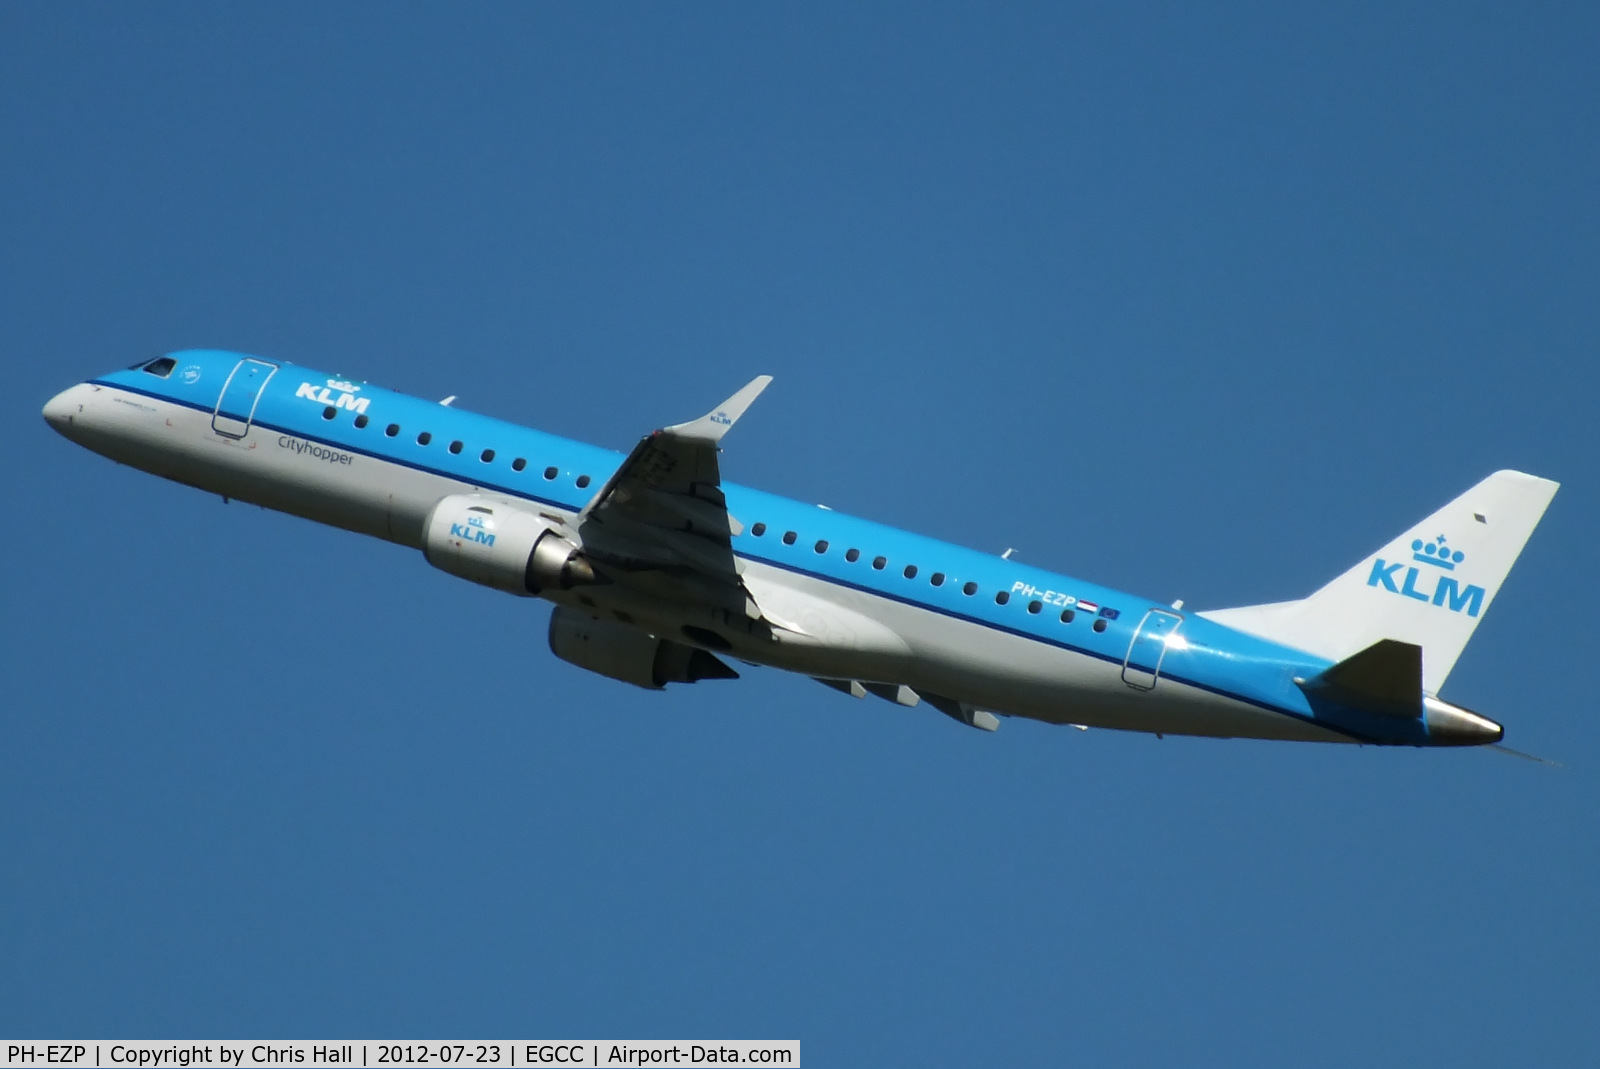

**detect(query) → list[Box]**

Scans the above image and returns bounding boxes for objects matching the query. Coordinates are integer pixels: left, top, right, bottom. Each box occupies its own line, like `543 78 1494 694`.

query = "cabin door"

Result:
212 358 278 438
1122 609 1183 690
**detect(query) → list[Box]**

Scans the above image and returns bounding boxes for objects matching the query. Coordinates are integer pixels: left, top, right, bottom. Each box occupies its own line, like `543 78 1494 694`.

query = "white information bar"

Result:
1 1044 798 1069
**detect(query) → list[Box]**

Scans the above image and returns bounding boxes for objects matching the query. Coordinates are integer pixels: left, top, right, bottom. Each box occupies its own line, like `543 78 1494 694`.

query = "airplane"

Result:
42 351 1558 748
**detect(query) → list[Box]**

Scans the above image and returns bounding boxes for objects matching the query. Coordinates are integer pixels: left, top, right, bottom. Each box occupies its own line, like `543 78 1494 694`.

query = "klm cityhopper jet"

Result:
44 352 1558 747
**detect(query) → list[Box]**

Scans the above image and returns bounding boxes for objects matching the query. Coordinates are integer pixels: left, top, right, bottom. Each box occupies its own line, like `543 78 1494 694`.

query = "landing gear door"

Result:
212 358 278 438
1123 609 1183 690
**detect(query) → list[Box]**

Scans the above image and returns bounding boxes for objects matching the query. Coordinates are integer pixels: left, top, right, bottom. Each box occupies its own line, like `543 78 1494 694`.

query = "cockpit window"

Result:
140 358 176 378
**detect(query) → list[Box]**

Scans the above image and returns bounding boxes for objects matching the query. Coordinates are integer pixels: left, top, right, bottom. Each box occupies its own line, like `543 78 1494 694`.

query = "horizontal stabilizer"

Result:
1298 639 1422 719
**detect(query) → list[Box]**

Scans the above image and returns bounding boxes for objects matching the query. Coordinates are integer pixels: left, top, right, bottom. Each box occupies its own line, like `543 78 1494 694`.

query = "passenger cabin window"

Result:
480 448 495 463
322 406 337 420
385 424 400 437
449 440 463 455
845 548 860 562
903 564 918 579
544 466 558 480
782 531 797 545
995 591 1011 605
354 414 369 429
576 475 591 488
751 523 767 537
931 572 945 586
814 540 829 554
140 357 176 378
1060 609 1076 623
1093 618 1108 632
872 556 887 570
1027 600 1042 614
962 581 978 596
511 458 526 472
417 432 432 445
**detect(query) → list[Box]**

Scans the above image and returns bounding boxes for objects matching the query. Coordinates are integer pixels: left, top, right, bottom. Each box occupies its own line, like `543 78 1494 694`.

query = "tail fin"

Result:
1201 470 1558 693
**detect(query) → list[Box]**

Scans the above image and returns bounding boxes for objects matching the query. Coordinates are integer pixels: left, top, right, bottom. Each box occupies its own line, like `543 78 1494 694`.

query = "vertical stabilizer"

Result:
1201 470 1557 693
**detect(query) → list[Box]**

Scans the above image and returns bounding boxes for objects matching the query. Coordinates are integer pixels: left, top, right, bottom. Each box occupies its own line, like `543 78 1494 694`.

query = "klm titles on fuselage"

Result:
295 378 370 415
1366 535 1485 617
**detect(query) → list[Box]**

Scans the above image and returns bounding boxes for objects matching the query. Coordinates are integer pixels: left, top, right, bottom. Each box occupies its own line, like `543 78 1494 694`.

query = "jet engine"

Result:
422 494 594 596
548 606 738 689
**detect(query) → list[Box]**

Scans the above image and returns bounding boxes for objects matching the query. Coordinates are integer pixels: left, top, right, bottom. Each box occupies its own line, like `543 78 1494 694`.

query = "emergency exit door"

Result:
1122 609 1183 690
212 359 277 438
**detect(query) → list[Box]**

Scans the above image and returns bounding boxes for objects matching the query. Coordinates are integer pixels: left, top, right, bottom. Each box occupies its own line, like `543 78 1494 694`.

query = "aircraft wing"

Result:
575 376 772 620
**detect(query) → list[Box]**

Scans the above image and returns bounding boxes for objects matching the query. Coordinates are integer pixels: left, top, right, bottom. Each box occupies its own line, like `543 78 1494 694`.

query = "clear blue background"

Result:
3 3 1596 1064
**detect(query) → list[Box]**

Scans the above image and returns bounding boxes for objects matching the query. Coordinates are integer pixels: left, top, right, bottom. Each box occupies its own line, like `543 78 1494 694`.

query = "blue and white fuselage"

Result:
44 351 1557 748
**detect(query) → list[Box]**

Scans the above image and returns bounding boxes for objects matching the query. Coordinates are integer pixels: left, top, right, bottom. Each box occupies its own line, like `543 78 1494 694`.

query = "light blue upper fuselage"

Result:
85 350 1430 745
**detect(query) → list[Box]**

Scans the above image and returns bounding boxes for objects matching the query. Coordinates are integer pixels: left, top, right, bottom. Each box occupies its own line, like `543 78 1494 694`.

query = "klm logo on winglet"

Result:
1367 535 1484 616
450 513 496 547
296 378 371 415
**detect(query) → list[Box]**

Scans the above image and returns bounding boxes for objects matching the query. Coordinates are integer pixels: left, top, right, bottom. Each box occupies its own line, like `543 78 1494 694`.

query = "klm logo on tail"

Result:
1366 535 1485 616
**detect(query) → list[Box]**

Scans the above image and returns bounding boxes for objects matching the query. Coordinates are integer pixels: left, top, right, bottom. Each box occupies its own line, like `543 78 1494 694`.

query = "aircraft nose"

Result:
42 383 91 437
43 388 75 429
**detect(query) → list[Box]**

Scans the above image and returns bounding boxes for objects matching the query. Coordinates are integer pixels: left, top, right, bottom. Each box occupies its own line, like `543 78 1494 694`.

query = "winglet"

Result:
664 375 773 442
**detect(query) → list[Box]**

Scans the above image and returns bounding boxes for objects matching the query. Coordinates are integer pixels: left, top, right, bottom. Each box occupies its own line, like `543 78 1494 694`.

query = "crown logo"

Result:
1412 535 1464 571
326 378 360 393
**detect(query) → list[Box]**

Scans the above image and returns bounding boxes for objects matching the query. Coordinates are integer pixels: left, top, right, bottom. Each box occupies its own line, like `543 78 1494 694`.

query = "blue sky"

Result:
3 3 1597 1064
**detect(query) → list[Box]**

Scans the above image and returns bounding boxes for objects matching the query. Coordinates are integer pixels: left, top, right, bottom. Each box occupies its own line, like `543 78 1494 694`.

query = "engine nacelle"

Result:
548 606 738 690
423 494 594 596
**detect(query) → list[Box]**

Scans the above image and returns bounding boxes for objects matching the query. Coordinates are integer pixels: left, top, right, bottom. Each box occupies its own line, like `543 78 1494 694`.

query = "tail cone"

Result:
1424 696 1504 746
